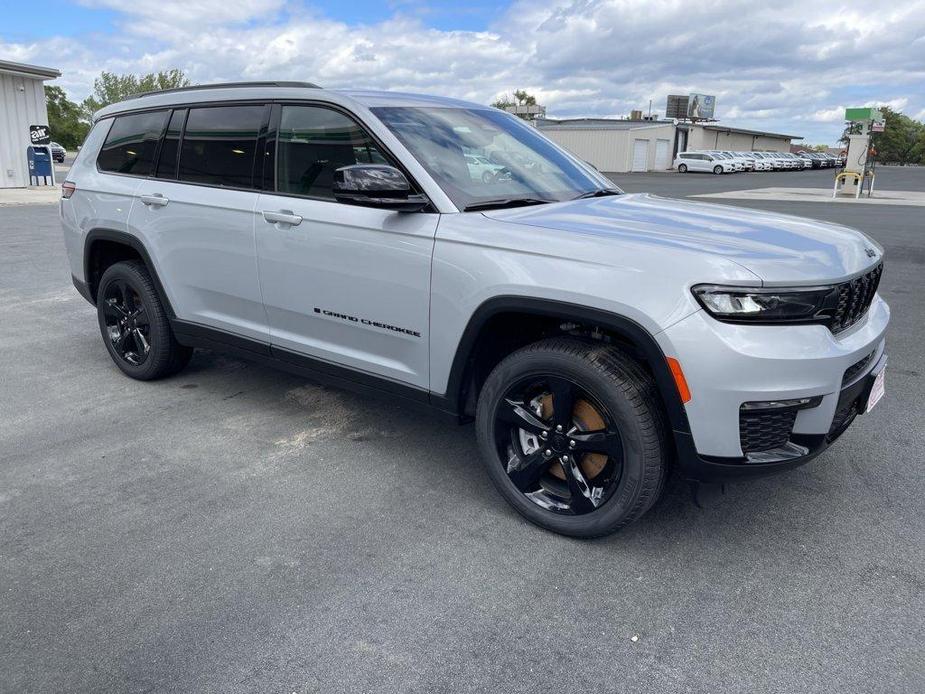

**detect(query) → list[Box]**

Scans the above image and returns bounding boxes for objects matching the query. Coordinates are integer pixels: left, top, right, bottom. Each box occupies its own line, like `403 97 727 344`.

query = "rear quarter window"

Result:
97 110 169 176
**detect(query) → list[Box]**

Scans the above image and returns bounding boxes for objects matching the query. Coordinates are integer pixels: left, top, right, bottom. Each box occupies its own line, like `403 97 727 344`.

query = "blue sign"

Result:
27 145 54 185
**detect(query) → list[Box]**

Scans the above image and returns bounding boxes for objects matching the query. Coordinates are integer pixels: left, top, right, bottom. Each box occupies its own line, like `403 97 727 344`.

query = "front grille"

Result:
740 407 799 453
831 264 883 334
842 351 875 386
828 399 859 441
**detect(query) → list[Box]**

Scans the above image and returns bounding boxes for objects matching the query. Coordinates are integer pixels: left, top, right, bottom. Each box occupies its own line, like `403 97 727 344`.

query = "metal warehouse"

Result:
0 60 60 189
536 117 801 173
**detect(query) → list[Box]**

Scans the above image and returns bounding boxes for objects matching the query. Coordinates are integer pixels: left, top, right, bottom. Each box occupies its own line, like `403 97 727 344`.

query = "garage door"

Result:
655 139 671 170
631 139 649 172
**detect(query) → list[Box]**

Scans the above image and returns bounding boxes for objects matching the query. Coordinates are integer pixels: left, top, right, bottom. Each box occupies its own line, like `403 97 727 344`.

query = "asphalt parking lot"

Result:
2 167 923 693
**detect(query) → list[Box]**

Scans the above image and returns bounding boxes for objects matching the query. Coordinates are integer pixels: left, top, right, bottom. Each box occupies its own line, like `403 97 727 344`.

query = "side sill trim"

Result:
169 319 450 418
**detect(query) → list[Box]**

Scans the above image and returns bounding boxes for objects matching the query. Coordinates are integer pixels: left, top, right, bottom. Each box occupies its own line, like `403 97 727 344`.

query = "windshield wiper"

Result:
464 197 555 212
571 188 622 200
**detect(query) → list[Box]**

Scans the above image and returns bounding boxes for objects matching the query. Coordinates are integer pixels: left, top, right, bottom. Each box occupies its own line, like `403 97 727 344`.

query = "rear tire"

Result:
713 165 723 174
677 164 688 173
96 261 192 380
475 338 668 538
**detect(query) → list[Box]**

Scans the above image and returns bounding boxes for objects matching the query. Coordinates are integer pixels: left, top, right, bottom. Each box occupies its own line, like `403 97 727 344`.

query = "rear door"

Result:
689 153 708 172
254 103 438 389
128 104 269 342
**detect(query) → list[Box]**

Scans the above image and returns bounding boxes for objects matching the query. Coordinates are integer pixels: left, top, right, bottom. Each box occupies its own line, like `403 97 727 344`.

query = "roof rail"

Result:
128 81 322 100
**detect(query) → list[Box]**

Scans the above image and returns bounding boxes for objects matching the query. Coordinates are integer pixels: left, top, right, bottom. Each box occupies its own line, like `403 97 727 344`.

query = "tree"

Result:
45 86 90 149
838 121 862 146
491 93 515 110
81 69 191 119
872 106 924 165
490 89 540 120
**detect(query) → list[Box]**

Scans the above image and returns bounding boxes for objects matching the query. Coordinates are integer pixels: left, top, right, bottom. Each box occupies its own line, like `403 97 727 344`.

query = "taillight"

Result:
61 181 76 199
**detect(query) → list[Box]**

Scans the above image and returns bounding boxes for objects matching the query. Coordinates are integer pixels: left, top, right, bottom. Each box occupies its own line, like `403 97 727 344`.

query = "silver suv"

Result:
61 82 889 537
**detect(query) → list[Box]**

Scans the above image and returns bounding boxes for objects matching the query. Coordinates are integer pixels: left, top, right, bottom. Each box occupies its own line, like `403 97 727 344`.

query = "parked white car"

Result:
674 151 735 174
715 151 755 171
734 152 771 171
703 151 746 172
465 154 504 182
751 151 784 170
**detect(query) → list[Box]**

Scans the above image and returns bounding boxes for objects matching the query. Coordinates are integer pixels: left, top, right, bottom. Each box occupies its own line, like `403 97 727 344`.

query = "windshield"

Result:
371 106 616 210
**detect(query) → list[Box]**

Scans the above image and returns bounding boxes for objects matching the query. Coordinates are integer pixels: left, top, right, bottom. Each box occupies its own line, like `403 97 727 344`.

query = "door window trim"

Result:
152 107 188 181
175 103 271 190
91 98 431 209
265 100 430 210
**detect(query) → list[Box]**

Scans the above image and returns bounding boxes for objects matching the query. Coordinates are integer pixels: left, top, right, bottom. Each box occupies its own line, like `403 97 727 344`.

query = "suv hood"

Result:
483 193 881 284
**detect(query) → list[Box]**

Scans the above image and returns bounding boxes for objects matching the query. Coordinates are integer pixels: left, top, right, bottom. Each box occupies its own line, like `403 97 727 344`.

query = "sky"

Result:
2 0 924 145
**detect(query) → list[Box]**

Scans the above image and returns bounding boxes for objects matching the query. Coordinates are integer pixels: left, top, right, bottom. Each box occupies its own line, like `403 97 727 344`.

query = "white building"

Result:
0 60 61 189
680 123 800 155
536 117 801 173
536 118 678 173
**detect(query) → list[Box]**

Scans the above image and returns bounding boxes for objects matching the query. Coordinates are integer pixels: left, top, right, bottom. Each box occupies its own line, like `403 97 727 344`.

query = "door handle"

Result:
262 210 303 227
140 194 169 207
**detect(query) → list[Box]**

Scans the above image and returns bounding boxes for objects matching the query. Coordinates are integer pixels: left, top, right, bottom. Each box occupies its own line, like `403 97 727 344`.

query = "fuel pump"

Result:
834 108 881 198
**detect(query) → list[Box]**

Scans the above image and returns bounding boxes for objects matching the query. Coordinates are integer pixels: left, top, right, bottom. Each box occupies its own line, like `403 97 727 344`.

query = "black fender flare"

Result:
83 228 176 318
436 296 691 437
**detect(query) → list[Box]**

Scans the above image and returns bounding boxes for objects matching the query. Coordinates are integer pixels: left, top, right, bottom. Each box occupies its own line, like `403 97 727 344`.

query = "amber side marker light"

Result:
666 357 692 403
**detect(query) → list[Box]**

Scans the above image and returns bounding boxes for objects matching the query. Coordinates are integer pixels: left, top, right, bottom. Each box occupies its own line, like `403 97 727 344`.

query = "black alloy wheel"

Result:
493 374 624 515
476 338 668 537
96 261 192 380
101 278 151 366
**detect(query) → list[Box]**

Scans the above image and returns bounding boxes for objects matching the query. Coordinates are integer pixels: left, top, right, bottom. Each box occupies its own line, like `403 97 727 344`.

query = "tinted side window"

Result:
97 111 169 176
179 106 265 188
277 105 391 199
155 109 186 179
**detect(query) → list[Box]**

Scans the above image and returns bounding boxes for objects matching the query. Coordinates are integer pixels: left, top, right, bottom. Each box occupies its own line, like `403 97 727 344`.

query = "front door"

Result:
255 104 438 389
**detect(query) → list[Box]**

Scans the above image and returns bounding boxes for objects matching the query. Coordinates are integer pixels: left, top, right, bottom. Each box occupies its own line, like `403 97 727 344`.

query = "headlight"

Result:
692 284 840 324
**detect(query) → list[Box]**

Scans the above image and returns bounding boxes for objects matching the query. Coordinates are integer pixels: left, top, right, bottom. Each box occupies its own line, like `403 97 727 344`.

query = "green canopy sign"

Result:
845 107 883 122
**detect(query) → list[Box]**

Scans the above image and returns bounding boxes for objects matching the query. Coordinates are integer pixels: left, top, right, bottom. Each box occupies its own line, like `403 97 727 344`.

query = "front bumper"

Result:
657 295 890 481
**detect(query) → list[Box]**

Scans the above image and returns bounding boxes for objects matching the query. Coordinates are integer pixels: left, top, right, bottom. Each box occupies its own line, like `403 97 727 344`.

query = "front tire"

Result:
713 165 723 174
475 338 668 538
96 261 192 380
677 164 688 173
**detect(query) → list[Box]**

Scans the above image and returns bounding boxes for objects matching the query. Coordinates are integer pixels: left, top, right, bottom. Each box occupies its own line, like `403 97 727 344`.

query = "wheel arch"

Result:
83 228 175 318
434 296 691 437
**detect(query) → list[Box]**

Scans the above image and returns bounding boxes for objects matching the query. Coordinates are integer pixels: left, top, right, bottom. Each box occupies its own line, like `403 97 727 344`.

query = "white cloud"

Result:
3 0 924 144
810 107 847 123
867 97 908 111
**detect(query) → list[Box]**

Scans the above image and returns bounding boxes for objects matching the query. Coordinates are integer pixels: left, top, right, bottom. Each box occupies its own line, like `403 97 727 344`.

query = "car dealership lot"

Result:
2 169 923 692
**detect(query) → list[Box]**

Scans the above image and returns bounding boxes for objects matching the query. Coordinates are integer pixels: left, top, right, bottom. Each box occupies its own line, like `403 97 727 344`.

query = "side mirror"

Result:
333 165 429 212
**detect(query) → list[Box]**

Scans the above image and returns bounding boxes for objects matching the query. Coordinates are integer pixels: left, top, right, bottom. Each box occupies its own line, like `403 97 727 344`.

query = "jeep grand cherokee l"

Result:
61 82 889 537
